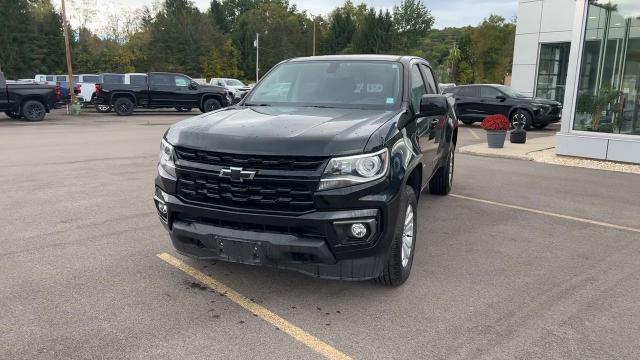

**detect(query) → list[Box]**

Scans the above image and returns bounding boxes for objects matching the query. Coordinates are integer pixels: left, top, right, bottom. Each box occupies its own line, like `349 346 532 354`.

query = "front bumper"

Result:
533 106 562 124
155 176 402 280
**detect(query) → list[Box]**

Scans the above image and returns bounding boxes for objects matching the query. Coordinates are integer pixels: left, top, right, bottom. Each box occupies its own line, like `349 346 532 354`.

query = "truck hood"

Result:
166 106 400 157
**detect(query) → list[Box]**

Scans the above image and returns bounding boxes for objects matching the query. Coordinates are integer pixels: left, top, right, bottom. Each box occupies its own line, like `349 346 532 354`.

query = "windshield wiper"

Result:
302 105 335 109
244 103 271 107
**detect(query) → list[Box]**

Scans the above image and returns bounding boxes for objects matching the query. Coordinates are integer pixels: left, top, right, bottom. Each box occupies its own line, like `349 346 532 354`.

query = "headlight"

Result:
319 149 389 190
159 138 176 177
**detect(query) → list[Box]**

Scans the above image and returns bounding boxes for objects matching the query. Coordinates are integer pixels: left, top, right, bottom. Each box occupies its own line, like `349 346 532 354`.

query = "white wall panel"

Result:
516 1 543 34
540 0 576 33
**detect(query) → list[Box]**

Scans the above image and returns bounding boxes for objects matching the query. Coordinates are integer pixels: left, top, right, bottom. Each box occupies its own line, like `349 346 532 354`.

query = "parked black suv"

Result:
94 72 232 116
155 55 458 285
447 84 562 129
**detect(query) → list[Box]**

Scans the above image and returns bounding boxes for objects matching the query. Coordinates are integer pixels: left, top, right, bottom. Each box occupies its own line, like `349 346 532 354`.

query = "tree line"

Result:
0 0 515 85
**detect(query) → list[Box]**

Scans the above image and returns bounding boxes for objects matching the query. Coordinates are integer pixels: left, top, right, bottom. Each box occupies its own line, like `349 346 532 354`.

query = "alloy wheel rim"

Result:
118 103 130 113
401 204 415 267
513 112 526 126
28 104 43 119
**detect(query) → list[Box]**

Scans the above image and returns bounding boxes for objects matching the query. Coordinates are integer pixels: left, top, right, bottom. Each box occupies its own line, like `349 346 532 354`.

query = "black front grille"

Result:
549 107 561 116
177 172 316 212
175 214 324 239
175 147 326 171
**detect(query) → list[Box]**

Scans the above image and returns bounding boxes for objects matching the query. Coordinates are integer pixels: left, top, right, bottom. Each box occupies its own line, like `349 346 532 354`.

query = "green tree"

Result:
470 15 515 83
325 2 356 54
201 39 244 79
351 8 395 54
392 0 434 53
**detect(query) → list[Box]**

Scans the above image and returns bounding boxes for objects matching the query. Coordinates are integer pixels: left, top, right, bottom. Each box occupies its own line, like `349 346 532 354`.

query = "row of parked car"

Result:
2 71 255 121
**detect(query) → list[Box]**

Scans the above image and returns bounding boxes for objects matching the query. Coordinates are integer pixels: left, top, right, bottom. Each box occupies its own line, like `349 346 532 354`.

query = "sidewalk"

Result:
459 135 555 161
459 134 640 174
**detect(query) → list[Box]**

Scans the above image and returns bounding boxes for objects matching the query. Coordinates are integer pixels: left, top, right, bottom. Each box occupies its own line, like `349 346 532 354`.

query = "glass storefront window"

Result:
574 1 640 135
536 43 571 103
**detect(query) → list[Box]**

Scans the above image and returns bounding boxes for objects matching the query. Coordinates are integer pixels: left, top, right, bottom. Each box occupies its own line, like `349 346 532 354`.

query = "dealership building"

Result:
512 0 640 163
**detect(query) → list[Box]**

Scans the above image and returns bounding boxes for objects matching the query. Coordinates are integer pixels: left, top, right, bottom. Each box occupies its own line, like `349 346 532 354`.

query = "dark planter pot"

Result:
510 129 527 144
486 130 507 148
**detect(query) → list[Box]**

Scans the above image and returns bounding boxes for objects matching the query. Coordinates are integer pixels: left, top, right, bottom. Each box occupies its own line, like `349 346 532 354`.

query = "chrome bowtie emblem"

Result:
219 167 256 182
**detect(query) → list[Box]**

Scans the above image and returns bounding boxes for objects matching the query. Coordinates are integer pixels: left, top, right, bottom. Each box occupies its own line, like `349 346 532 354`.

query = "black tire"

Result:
96 105 112 113
22 100 46 121
532 123 548 129
202 98 221 113
429 145 455 195
510 109 532 130
114 97 134 116
461 120 474 126
376 185 418 286
175 107 193 112
4 111 22 119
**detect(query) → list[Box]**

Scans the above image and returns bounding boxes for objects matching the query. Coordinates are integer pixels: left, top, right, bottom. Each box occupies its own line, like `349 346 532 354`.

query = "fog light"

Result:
350 223 368 239
157 201 167 214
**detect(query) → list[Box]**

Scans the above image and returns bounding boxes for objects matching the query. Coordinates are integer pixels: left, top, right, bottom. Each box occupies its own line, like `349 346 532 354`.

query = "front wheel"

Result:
202 98 221 113
22 100 46 121
511 110 532 130
376 185 418 286
4 111 22 119
114 98 134 116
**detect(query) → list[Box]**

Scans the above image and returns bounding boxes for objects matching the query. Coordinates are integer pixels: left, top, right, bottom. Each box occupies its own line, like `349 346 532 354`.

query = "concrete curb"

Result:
459 136 556 161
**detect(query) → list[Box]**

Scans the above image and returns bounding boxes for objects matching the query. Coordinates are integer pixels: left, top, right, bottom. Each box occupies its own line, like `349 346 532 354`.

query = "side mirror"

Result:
419 94 449 117
189 81 199 90
233 91 248 104
496 95 507 102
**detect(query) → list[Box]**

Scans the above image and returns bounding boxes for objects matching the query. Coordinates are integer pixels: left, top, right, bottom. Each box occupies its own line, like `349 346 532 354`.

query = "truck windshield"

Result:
246 61 402 110
226 79 245 86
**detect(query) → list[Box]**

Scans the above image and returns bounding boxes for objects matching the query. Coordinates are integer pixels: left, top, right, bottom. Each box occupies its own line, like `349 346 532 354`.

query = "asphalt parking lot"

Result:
1 110 639 359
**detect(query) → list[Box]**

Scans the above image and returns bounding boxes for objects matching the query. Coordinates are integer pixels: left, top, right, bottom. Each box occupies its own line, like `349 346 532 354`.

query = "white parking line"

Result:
468 128 481 140
451 194 640 234
157 253 352 360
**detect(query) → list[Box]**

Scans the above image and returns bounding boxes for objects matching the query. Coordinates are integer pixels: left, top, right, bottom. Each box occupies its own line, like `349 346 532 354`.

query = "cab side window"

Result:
410 64 427 112
420 64 438 94
480 86 502 99
150 74 172 86
175 75 190 87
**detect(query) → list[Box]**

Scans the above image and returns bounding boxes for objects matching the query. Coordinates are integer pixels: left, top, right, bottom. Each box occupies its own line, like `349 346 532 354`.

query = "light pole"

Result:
313 16 316 56
61 0 76 105
255 33 259 82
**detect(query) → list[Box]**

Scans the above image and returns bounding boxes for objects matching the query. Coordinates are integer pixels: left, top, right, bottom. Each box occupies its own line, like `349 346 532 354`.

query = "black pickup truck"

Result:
155 55 458 286
1 72 60 121
93 72 232 116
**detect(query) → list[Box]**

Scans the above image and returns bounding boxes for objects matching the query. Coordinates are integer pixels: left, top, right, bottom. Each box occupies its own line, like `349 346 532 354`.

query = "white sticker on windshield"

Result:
367 84 383 93
386 98 394 104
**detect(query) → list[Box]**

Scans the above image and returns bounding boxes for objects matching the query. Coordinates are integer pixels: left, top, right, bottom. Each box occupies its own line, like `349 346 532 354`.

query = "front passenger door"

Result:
174 75 199 107
409 64 438 184
479 86 511 117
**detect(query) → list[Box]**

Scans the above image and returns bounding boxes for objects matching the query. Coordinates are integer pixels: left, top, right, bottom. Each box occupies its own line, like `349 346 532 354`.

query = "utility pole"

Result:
312 16 316 56
61 0 76 105
255 33 259 83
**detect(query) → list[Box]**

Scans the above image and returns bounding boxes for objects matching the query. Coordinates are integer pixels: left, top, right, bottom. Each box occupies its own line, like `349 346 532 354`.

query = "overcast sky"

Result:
54 0 517 31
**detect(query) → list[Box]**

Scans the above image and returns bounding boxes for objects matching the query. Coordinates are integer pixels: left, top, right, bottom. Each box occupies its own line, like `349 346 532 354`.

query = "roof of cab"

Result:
287 54 428 66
